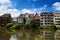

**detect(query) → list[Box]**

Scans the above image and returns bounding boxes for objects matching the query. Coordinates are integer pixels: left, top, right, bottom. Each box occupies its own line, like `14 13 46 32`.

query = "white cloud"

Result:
0 0 20 17
21 9 33 13
0 0 47 17
53 2 60 10
0 0 10 3
27 0 37 2
33 0 37 1
20 5 47 14
7 9 20 17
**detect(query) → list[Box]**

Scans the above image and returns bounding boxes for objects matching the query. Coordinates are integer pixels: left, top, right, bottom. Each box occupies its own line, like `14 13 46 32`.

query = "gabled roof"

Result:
18 13 34 18
34 13 40 19
29 14 34 17
1 14 11 17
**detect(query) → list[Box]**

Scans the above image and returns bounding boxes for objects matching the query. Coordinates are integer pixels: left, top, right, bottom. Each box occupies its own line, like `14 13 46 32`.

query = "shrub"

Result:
5 23 13 29
10 23 20 29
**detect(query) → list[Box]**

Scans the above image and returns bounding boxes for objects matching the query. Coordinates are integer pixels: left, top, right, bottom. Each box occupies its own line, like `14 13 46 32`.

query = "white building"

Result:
12 17 18 23
18 13 34 26
54 13 60 28
40 12 54 26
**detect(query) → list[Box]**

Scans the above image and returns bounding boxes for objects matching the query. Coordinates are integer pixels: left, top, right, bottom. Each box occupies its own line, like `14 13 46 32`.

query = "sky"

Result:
0 0 60 17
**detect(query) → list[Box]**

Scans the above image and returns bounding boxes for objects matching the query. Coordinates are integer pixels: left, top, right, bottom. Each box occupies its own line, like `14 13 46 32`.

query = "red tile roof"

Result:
34 13 40 19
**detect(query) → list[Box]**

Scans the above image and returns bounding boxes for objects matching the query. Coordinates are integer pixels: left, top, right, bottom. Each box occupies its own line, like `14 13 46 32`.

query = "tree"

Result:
29 19 37 29
24 22 30 28
5 23 13 29
10 23 20 29
23 17 26 25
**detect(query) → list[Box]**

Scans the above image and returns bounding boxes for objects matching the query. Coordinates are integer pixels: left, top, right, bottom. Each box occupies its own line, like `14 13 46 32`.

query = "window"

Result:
55 18 60 20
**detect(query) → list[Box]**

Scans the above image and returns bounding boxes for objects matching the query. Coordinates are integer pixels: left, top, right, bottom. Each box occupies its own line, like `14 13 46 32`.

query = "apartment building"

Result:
40 12 54 26
54 13 60 28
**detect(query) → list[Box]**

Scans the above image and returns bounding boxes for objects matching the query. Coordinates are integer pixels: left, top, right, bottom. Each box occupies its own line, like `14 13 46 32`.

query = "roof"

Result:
18 13 34 18
29 14 34 17
1 14 11 17
40 12 54 15
34 13 40 19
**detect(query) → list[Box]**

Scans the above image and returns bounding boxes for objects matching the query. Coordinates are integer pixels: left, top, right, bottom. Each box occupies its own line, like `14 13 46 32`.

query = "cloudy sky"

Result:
0 0 60 17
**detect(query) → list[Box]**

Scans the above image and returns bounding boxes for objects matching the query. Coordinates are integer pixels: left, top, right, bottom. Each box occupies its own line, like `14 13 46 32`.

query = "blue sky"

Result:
11 0 60 10
0 0 60 17
11 0 60 9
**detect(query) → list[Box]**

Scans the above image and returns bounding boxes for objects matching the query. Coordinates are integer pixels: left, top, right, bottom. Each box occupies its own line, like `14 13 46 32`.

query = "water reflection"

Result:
10 34 17 40
0 29 60 40
55 30 60 40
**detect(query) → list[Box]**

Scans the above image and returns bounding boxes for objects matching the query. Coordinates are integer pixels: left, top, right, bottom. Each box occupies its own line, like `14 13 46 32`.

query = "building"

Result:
12 17 18 24
18 13 34 26
40 12 54 26
54 13 60 28
18 16 24 26
0 14 12 26
34 13 40 26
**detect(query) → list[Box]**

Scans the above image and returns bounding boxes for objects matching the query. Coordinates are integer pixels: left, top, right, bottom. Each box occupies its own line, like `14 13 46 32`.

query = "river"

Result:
0 29 60 40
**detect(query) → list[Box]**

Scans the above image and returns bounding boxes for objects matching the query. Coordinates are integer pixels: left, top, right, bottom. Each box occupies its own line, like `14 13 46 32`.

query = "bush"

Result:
5 23 13 29
24 22 30 28
10 23 20 29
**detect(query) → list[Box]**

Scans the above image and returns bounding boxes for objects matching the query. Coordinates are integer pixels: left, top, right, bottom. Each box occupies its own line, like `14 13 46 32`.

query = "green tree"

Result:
23 17 26 25
30 19 37 29
24 22 30 28
5 23 13 29
10 23 20 29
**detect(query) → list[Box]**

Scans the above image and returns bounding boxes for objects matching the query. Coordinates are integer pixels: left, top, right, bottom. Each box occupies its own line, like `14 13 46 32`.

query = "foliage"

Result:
23 17 26 25
29 19 37 29
5 23 13 29
24 22 30 28
24 19 37 29
50 24 57 30
10 23 20 29
35 35 44 40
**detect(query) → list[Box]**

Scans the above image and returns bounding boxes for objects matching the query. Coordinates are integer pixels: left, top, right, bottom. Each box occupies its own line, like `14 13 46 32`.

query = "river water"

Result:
0 29 60 40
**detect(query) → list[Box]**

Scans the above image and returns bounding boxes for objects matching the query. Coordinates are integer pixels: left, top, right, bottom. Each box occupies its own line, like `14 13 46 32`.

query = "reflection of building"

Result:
40 12 54 26
0 14 12 26
55 30 60 40
54 13 60 28
40 30 55 40
10 35 17 40
34 13 40 26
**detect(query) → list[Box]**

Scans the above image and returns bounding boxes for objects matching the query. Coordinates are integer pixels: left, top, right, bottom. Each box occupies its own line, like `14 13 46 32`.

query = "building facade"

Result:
12 17 18 24
34 13 40 27
40 12 54 26
54 13 60 28
0 14 12 26
18 13 34 26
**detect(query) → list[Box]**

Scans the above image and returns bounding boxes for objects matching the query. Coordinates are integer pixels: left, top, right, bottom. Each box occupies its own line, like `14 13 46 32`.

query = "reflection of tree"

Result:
5 29 55 40
35 35 44 40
